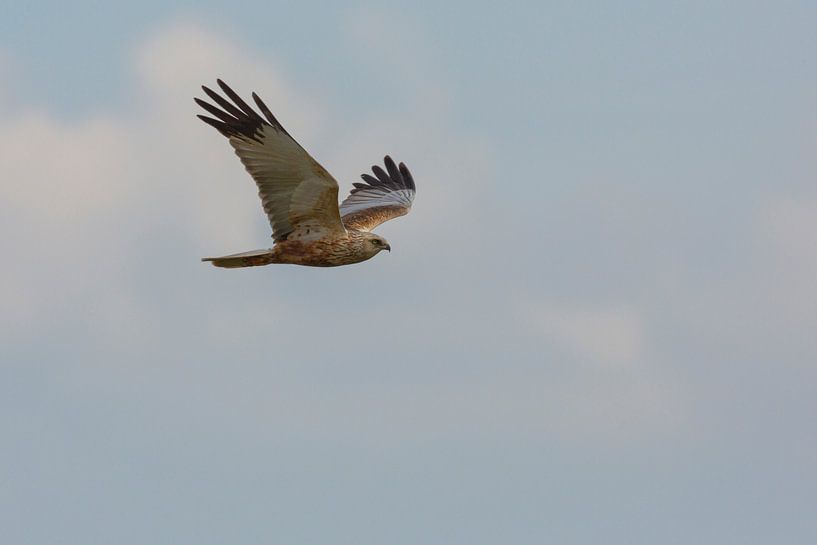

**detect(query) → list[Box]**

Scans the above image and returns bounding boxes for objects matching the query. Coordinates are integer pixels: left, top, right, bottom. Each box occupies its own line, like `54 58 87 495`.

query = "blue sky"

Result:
2 2 817 544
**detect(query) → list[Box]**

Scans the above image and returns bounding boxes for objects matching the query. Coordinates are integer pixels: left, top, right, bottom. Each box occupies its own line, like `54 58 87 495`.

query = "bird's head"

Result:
364 233 391 256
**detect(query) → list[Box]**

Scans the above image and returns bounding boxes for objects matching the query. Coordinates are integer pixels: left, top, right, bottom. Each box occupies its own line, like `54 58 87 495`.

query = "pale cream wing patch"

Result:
196 79 346 242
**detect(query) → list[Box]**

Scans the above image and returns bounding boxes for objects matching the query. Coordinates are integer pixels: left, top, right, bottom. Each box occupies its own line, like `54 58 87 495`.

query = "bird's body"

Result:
203 230 390 268
194 79 415 269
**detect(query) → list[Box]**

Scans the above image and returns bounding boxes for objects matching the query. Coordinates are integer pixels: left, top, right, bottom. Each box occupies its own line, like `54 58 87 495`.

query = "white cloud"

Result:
510 301 686 436
339 7 454 117
522 302 646 366
750 196 817 340
760 196 817 274
0 51 12 110
0 113 132 226
135 22 326 136
0 108 137 334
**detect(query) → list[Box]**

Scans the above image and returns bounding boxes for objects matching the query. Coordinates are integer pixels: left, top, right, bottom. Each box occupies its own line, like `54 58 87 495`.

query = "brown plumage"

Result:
195 80 415 268
204 231 389 268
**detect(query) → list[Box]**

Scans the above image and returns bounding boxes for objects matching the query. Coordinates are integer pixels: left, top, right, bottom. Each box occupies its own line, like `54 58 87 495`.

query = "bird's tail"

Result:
201 249 276 268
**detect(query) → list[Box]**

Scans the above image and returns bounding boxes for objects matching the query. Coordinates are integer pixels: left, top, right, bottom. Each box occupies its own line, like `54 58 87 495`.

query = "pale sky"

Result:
2 2 816 544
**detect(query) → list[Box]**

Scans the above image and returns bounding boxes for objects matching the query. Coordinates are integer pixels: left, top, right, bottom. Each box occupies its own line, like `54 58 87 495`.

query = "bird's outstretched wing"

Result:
340 156 416 232
195 80 346 242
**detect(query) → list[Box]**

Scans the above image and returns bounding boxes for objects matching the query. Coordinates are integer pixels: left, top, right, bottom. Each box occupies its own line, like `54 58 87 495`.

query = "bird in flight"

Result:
195 79 416 268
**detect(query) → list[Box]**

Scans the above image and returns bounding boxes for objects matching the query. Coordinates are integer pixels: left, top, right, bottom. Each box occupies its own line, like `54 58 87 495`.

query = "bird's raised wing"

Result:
340 156 416 232
195 80 345 242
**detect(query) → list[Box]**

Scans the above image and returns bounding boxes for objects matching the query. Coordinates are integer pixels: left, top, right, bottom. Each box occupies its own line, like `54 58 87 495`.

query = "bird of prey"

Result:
194 79 416 268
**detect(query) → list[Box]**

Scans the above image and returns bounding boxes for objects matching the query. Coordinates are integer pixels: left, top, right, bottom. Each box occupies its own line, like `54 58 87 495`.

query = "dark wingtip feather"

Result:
384 155 402 183
195 80 289 144
251 92 290 136
371 165 399 189
201 85 245 119
194 97 238 124
197 114 232 137
398 162 416 190
355 157 416 194
216 79 263 122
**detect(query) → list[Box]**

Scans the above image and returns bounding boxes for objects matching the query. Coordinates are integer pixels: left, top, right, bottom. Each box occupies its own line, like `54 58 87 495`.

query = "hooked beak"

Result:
385 244 391 252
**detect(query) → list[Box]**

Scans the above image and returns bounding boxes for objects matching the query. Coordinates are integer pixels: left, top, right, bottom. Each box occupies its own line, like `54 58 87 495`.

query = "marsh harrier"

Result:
195 79 416 268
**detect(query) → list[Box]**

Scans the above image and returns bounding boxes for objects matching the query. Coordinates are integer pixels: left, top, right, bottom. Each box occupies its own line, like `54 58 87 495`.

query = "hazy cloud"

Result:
523 303 645 366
